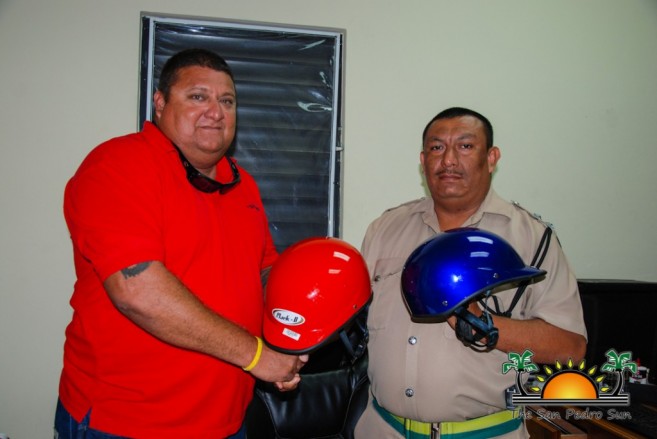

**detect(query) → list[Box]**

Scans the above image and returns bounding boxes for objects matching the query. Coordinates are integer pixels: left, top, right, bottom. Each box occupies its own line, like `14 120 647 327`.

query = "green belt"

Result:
373 398 522 439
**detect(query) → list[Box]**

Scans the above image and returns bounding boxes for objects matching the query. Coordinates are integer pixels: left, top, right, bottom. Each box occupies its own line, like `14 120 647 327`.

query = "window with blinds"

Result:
139 13 345 252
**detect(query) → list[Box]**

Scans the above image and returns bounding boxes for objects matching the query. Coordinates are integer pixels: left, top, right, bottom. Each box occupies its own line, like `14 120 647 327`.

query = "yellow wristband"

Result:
243 336 263 371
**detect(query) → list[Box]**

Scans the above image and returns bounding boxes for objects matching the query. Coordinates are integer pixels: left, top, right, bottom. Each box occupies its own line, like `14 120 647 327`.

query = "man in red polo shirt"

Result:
55 48 307 439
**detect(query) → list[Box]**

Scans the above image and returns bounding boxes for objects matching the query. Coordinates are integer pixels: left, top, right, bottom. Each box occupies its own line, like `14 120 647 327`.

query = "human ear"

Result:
153 91 166 118
487 146 501 173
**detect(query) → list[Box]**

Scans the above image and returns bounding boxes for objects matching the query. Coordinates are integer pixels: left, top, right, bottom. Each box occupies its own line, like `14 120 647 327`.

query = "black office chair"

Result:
245 311 370 439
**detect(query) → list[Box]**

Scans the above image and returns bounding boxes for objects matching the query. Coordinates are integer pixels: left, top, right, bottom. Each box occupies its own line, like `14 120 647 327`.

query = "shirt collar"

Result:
418 188 514 231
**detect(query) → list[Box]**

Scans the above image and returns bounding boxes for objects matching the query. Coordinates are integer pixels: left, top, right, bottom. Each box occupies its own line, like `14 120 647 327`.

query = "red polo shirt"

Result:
59 122 277 438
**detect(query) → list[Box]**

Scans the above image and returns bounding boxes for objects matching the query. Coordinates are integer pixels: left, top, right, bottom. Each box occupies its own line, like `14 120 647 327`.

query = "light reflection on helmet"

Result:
263 237 372 355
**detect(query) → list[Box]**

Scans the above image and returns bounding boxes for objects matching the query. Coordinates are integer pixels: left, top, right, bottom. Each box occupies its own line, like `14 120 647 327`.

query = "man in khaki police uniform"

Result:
354 107 587 439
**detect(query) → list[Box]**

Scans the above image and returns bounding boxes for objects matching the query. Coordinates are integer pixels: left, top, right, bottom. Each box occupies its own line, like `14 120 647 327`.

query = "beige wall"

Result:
1 0 656 437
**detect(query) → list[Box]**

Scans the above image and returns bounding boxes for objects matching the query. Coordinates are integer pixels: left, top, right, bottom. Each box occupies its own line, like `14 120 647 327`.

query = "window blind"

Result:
139 14 345 252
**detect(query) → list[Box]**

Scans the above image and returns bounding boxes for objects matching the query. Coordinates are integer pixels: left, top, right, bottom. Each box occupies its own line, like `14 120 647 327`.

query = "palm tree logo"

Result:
502 348 631 406
600 348 637 395
502 349 539 396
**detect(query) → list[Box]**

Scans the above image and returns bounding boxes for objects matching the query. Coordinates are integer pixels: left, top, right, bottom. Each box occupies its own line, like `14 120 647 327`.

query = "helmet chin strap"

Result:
338 306 369 364
454 305 499 350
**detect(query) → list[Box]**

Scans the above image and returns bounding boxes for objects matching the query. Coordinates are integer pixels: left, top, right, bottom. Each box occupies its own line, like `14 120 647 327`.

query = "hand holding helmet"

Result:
401 228 546 349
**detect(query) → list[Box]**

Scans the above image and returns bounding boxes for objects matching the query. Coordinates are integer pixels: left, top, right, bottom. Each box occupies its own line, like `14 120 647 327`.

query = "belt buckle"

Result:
431 424 440 439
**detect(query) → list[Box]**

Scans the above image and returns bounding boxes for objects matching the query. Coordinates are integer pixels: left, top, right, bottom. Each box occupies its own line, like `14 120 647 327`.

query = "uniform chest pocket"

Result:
368 257 406 330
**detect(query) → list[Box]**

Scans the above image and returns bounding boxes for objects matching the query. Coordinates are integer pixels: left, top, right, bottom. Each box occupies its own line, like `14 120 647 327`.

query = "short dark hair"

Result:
422 107 494 149
157 48 234 100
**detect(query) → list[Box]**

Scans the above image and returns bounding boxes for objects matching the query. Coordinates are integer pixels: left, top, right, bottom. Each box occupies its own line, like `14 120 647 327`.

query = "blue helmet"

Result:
401 227 546 328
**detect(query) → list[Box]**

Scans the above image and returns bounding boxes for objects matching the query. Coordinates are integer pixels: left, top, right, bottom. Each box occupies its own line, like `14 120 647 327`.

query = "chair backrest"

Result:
245 351 369 439
578 279 657 385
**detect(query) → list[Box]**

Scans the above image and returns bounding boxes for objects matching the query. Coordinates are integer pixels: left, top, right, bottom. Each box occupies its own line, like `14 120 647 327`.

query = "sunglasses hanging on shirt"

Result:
173 144 241 194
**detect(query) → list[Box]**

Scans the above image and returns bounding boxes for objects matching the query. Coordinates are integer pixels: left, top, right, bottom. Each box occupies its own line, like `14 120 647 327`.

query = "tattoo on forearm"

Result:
121 261 152 279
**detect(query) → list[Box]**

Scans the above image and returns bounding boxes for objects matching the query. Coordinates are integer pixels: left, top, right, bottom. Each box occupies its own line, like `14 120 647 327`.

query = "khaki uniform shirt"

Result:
360 189 587 424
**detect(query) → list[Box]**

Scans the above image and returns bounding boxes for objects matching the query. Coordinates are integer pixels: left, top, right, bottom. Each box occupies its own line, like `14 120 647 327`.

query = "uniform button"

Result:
374 275 381 282
405 388 414 397
408 336 417 345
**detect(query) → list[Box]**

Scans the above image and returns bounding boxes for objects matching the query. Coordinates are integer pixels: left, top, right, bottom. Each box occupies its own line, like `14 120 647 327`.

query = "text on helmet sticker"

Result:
282 328 301 341
272 308 305 326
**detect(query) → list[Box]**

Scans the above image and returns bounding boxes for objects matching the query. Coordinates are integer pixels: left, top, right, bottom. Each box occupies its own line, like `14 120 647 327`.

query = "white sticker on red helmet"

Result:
272 308 305 326
282 327 301 341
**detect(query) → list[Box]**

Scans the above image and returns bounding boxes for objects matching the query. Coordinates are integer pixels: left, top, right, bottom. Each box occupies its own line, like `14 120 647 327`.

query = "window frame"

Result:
138 13 346 251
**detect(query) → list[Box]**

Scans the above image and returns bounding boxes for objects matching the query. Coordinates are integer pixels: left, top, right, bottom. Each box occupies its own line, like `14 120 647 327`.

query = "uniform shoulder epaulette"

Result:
510 200 555 230
383 197 425 213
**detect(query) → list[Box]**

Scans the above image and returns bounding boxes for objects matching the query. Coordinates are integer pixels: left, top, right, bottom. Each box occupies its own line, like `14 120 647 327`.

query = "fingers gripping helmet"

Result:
263 237 372 355
401 228 546 349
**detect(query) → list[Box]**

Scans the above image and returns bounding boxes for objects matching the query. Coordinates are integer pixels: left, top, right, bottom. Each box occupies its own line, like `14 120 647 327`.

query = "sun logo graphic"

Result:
502 348 634 406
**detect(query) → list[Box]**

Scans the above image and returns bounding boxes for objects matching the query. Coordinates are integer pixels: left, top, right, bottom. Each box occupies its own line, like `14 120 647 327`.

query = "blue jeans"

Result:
227 424 246 439
54 400 127 438
54 399 246 438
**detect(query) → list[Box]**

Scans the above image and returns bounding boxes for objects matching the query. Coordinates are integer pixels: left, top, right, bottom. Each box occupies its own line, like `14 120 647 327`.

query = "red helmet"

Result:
263 237 372 354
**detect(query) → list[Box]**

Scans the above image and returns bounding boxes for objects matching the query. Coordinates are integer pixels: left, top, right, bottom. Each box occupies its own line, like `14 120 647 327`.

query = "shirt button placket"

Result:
406 335 417 398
